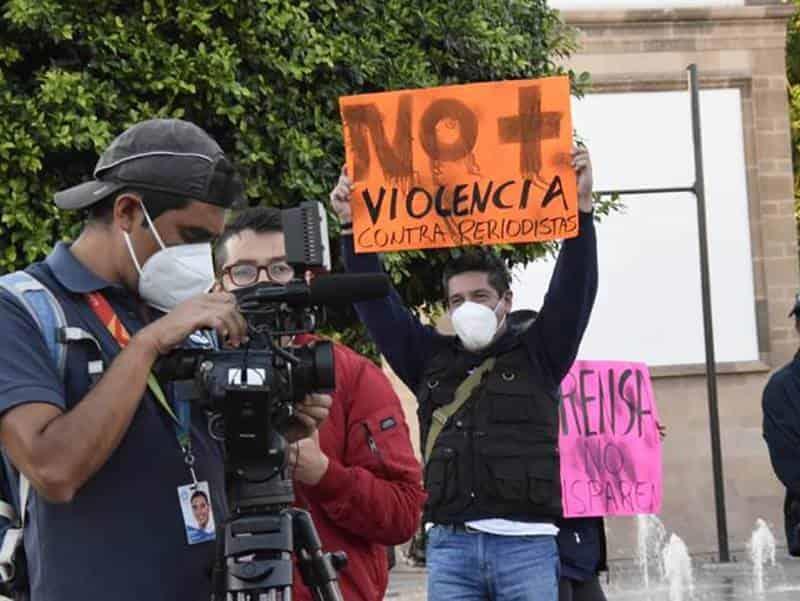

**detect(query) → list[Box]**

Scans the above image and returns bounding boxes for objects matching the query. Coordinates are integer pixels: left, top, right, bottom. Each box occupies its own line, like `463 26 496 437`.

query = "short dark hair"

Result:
190 490 209 504
86 188 193 225
214 206 283 272
442 250 511 301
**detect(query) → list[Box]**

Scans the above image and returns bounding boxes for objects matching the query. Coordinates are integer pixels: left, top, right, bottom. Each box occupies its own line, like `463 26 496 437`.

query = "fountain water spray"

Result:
661 533 694 601
637 514 667 588
749 518 776 595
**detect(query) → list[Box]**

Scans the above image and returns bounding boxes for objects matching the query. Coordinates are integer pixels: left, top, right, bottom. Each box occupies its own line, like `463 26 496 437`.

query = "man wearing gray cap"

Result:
763 293 800 559
0 119 330 600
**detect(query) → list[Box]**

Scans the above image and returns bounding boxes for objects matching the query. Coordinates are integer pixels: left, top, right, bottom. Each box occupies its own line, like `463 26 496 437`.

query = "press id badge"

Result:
177 481 216 545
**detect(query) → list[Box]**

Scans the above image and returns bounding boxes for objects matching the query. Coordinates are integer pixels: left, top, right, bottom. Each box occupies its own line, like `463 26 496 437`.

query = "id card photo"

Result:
177 481 217 545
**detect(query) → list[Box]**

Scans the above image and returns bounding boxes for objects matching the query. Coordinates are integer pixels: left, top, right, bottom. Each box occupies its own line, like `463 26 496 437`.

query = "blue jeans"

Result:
427 525 559 601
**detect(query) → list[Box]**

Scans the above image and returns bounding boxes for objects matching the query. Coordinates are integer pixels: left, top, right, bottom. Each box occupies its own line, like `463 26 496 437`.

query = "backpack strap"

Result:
0 271 68 590
0 478 28 585
0 271 68 380
0 496 17 573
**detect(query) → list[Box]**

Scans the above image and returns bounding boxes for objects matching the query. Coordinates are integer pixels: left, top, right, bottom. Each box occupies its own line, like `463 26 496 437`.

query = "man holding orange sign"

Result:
331 74 597 601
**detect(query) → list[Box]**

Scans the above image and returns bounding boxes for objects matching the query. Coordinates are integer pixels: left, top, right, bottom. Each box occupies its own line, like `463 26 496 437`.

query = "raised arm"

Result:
526 147 599 387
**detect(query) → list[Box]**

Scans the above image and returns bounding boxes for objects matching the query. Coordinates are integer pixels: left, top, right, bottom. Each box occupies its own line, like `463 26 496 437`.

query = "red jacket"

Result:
292 335 426 601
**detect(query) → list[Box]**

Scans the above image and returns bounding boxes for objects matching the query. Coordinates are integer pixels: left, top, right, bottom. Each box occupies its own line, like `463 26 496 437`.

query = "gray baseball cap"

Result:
54 118 244 210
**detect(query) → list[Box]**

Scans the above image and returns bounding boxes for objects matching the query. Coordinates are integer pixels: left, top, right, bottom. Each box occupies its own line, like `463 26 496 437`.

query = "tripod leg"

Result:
291 509 345 601
211 523 228 601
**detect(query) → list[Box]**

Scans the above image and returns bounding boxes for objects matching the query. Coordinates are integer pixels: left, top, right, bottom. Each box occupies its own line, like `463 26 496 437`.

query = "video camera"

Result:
156 202 388 494
154 201 389 601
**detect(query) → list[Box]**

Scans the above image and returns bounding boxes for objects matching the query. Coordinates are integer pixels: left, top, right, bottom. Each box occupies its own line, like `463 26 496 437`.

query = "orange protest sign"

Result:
339 76 578 253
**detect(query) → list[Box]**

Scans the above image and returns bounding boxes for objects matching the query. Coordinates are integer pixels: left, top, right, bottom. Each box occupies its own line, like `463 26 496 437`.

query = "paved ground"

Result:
384 552 800 600
385 563 426 601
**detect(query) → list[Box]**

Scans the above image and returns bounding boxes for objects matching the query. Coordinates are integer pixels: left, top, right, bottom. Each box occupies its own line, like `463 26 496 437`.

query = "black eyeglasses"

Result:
223 262 295 286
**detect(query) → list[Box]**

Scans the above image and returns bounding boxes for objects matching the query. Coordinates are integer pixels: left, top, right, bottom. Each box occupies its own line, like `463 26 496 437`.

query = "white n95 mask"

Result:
124 203 215 312
451 300 505 352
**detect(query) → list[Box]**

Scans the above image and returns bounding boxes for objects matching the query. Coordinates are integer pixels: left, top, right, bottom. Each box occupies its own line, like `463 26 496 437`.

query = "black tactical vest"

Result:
417 337 561 525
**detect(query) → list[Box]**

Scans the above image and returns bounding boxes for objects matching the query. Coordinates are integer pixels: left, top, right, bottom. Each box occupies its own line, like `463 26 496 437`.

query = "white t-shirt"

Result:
465 518 559 536
426 519 559 536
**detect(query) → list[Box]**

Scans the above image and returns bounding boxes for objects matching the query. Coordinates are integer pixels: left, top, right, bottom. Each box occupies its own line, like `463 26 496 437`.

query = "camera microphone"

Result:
234 273 390 308
309 273 390 305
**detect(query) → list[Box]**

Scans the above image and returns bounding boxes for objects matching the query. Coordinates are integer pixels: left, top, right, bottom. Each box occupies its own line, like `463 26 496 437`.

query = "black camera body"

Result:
158 340 334 480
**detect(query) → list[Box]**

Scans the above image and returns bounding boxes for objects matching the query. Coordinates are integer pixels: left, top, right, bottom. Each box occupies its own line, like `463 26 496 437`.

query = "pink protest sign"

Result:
559 360 662 518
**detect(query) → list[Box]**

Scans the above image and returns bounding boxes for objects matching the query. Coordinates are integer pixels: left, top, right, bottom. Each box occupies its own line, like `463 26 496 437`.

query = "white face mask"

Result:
451 299 506 352
123 203 215 312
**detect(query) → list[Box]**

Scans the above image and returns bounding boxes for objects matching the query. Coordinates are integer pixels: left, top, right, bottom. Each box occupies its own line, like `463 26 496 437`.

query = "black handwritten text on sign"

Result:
558 361 663 518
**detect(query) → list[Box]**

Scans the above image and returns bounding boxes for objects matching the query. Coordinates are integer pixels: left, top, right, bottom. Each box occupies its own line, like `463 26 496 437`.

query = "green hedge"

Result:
1 0 591 353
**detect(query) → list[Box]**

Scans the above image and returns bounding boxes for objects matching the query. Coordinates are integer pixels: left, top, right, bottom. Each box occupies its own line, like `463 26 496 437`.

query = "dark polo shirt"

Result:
0 242 226 601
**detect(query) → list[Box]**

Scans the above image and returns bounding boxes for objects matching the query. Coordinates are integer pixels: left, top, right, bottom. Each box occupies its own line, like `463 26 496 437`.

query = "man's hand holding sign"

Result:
574 145 593 213
338 76 589 252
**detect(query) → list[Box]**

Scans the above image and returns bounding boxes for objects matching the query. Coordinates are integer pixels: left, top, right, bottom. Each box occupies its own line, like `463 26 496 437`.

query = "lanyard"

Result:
85 292 194 471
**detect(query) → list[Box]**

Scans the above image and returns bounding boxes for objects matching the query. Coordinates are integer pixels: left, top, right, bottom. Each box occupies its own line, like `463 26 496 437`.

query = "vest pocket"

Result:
425 446 459 507
528 460 555 505
489 395 532 423
480 449 527 502
485 371 532 423
479 448 555 507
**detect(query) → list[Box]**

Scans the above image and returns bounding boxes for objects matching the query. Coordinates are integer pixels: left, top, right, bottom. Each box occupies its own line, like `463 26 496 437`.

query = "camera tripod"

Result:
211 462 346 601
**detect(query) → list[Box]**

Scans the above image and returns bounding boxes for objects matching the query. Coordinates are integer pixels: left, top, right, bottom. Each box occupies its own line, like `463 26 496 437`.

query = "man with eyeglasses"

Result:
214 206 426 601
220 257 296 289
